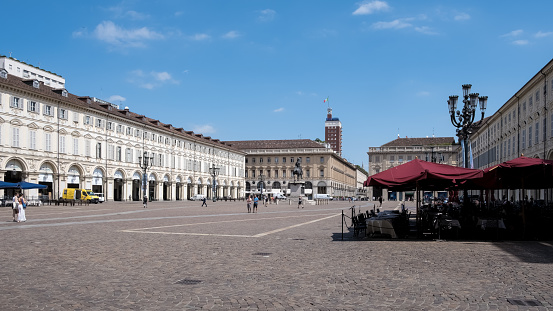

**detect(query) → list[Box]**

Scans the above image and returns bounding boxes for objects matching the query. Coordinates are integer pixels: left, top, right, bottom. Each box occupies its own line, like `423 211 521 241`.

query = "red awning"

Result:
364 158 483 191
475 156 553 189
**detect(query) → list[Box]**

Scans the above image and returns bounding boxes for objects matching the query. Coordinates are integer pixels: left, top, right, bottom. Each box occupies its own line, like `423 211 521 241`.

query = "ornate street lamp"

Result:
209 164 220 202
448 84 487 169
138 151 153 201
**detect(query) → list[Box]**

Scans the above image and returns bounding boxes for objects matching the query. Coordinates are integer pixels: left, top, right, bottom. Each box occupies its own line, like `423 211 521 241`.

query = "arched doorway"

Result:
67 166 81 189
163 175 170 201
4 159 25 197
186 177 193 199
317 181 327 195
175 176 182 200
132 172 141 201
114 170 124 201
92 168 103 194
38 162 55 200
148 173 157 201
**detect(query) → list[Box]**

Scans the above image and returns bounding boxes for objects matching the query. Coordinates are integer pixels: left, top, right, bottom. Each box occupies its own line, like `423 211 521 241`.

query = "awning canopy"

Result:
474 156 553 189
364 159 483 191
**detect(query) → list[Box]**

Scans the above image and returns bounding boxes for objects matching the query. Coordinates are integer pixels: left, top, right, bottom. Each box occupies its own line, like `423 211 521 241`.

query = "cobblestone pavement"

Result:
0 199 552 310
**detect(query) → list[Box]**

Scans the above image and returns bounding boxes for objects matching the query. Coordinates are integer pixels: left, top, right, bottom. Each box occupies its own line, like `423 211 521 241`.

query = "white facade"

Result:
0 56 65 89
0 59 245 202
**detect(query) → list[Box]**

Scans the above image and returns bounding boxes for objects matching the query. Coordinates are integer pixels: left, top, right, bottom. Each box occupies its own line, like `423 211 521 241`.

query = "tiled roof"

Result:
224 139 326 150
382 137 456 147
1 73 241 152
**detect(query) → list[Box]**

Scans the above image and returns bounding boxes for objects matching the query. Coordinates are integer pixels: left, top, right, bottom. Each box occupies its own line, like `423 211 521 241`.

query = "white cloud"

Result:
154 72 172 82
417 91 430 97
372 18 412 30
274 107 285 112
258 9 276 22
175 11 184 17
93 21 163 48
108 95 126 102
222 31 240 39
535 31 553 38
454 13 470 21
415 26 438 35
128 69 179 89
501 29 523 37
512 40 529 45
191 33 211 41
192 124 216 134
353 0 390 15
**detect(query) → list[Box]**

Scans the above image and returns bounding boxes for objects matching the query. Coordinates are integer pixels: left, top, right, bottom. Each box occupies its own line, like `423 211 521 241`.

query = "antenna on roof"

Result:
9 52 12 57
397 128 400 139
433 127 435 137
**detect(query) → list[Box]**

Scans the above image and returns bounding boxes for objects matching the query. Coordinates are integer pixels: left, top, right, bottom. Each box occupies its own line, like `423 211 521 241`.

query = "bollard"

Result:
342 210 344 241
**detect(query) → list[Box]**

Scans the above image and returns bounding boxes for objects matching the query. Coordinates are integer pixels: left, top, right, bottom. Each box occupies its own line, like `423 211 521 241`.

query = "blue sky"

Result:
3 1 553 167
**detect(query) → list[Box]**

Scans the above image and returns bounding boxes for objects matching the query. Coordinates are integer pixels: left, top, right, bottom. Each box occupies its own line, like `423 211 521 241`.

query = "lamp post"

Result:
258 174 265 201
448 84 487 169
209 164 220 202
138 151 153 201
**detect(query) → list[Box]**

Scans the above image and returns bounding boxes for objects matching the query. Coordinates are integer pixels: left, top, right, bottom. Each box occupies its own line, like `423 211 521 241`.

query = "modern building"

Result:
367 136 460 200
0 56 245 201
224 139 357 199
466 57 553 201
324 107 342 156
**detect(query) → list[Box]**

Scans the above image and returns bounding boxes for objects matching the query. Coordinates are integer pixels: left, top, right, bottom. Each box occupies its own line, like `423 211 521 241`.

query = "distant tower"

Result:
324 107 342 156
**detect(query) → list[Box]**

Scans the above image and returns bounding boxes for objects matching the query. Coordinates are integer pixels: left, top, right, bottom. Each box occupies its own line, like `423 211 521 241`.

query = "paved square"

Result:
1 200 552 310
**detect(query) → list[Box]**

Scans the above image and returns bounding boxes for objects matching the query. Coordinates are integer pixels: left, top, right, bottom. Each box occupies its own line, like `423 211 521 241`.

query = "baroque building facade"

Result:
0 56 245 201
224 139 357 199
367 137 460 201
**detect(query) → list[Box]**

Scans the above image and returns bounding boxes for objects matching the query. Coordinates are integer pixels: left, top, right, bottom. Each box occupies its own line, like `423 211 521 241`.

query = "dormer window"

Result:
0 69 7 79
62 89 68 97
33 80 39 88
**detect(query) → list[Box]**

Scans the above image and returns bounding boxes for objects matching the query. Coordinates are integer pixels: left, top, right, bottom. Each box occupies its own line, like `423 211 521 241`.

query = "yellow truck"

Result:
62 188 100 204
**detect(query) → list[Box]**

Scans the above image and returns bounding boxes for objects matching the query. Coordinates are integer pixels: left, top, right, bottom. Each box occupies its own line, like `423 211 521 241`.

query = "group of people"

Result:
246 196 259 213
11 193 27 223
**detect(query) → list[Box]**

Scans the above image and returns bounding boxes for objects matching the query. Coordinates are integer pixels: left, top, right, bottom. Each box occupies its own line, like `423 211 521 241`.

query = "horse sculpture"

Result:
292 158 303 181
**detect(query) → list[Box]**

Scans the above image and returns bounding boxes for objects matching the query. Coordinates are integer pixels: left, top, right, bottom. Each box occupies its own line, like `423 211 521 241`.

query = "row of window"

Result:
0 126 243 176
472 113 553 161
245 169 324 179
2 94 239 160
246 156 324 164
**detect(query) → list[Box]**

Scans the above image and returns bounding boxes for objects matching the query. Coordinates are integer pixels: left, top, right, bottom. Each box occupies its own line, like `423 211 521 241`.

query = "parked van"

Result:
62 188 100 203
190 194 206 201
97 193 105 203
314 194 333 200
274 193 287 200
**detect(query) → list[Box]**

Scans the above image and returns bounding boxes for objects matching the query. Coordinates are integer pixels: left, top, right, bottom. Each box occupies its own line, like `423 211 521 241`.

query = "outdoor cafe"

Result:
359 157 553 241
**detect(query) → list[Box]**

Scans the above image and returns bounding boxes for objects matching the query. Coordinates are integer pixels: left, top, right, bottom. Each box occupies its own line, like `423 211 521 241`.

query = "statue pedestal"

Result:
288 181 305 198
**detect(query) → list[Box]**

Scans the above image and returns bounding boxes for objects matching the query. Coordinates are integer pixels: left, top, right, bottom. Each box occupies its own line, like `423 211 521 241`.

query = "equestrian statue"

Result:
292 158 303 181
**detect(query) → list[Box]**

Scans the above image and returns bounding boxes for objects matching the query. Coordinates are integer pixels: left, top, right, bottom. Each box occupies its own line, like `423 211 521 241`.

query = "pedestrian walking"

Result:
12 193 19 222
17 194 26 222
246 196 252 213
379 196 383 207
298 196 303 209
143 195 148 208
201 197 207 207
253 196 259 213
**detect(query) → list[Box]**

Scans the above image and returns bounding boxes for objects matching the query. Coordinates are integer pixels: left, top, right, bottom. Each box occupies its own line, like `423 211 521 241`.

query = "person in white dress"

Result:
17 194 26 222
